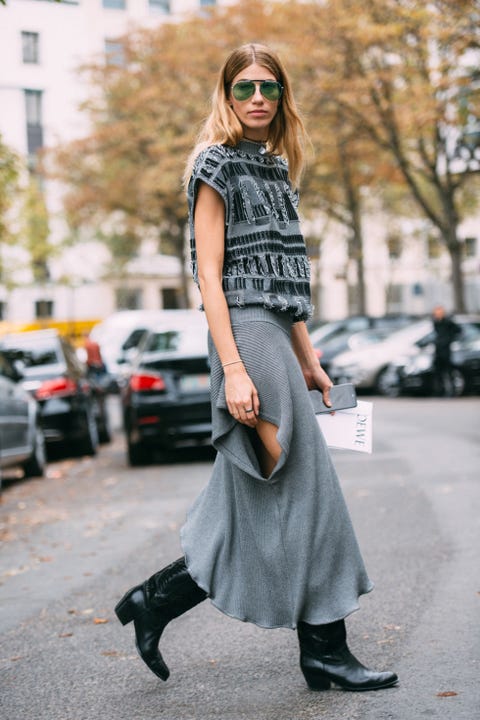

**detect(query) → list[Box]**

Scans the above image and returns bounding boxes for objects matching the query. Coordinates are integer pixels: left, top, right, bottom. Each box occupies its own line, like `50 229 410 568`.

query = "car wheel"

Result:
98 407 112 444
127 438 152 466
376 367 400 397
77 406 99 457
23 424 47 478
98 423 111 444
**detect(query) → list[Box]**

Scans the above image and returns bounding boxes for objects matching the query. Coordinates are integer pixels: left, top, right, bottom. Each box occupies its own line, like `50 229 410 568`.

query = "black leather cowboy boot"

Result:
115 557 207 680
298 619 398 691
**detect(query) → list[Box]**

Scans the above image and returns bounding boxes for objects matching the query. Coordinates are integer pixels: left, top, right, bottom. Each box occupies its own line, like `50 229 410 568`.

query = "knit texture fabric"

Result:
181 307 374 629
187 140 312 322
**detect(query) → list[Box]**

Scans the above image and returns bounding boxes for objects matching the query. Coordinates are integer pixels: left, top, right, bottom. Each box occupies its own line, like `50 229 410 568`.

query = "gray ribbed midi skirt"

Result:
180 306 373 629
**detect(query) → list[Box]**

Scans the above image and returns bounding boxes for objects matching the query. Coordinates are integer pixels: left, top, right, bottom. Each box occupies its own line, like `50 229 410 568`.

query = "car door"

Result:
0 353 30 465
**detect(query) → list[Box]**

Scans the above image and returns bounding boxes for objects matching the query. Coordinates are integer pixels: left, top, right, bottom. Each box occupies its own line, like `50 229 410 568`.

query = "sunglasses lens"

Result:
232 82 255 100
261 81 282 101
232 81 283 101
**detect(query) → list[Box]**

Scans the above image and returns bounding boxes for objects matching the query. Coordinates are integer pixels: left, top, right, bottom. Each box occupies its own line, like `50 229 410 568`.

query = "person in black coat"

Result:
432 305 461 396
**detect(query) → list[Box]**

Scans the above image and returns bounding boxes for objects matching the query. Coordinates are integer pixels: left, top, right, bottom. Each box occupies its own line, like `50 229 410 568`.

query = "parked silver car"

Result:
308 314 420 375
0 350 46 487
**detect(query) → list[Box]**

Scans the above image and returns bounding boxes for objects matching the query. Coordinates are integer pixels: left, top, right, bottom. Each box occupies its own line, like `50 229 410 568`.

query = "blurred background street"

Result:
1 395 479 720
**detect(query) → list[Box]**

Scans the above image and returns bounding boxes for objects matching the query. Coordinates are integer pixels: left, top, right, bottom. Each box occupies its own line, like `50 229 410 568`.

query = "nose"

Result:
252 84 264 102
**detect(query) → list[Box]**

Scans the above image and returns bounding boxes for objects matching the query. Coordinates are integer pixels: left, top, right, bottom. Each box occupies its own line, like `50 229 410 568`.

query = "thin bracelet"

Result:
222 359 244 368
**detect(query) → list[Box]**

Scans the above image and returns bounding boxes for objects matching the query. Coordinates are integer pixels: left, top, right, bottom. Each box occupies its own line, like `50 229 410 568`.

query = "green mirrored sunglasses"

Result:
231 79 284 102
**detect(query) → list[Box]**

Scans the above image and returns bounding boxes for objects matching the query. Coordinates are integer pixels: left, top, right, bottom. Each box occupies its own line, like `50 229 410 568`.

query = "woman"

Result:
115 43 398 693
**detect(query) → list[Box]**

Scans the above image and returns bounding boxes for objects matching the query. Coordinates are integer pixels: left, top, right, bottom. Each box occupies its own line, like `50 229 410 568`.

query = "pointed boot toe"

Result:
298 620 398 692
115 558 207 681
115 585 170 680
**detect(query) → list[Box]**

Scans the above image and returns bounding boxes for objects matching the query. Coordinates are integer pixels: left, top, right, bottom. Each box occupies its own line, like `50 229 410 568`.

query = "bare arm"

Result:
194 181 259 427
291 321 333 407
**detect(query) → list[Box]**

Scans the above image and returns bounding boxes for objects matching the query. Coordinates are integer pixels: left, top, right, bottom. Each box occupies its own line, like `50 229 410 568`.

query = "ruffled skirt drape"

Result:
180 307 373 629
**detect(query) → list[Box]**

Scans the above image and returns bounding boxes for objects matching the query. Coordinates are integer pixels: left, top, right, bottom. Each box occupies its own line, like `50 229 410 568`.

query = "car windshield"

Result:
143 326 207 355
379 319 432 344
1 337 61 370
348 329 389 350
310 318 370 345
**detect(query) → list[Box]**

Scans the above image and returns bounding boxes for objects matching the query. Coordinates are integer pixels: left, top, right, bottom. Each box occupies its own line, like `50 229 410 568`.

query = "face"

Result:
433 305 446 320
229 62 281 141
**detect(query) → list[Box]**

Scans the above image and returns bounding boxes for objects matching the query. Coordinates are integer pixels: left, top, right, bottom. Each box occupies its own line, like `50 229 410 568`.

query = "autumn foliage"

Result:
48 0 480 311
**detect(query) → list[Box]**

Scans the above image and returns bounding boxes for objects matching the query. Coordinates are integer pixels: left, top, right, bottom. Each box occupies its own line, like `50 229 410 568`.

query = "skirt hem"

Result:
181 528 374 630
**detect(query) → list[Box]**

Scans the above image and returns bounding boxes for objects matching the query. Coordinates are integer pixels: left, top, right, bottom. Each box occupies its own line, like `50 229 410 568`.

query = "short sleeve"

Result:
187 144 230 224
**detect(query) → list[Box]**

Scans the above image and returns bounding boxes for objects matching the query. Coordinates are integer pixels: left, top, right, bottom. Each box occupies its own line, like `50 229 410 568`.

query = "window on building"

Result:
25 89 44 158
116 288 143 310
200 0 216 6
102 0 126 9
149 0 170 13
22 31 40 64
161 287 180 309
464 237 477 257
0 301 5 321
35 299 53 319
105 39 125 67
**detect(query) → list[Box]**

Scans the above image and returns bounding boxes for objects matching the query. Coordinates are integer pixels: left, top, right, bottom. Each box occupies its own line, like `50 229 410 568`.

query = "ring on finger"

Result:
244 407 254 413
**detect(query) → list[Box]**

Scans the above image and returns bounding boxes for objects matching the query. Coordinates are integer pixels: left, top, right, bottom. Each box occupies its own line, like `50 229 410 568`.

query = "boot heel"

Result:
115 586 141 625
302 669 331 691
115 597 134 625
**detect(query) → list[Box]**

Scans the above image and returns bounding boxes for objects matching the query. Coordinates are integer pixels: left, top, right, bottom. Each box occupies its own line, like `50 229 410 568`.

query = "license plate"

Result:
179 374 210 392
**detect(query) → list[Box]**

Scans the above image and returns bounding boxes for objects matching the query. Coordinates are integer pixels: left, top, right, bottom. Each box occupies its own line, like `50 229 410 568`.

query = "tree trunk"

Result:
349 206 367 315
444 225 466 313
338 138 367 315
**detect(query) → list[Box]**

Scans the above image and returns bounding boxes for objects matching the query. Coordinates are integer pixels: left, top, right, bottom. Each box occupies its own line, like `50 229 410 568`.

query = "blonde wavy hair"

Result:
184 43 308 189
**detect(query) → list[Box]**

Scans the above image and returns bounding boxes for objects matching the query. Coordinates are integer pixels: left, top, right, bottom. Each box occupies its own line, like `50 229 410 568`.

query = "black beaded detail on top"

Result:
187 141 312 321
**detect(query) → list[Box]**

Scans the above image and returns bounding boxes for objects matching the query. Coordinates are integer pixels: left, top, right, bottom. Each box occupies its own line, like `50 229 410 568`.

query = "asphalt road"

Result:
0 396 479 720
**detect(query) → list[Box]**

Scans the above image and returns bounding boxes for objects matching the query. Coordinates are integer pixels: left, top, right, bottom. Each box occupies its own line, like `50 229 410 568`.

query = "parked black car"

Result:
0 329 110 458
394 332 480 397
0 350 46 486
121 312 211 465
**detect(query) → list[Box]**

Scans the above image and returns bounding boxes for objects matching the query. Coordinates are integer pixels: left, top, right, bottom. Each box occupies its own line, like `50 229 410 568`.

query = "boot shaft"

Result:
298 619 347 654
144 557 207 619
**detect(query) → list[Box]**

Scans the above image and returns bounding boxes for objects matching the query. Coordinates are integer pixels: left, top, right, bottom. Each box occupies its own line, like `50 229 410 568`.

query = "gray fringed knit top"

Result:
187 139 312 322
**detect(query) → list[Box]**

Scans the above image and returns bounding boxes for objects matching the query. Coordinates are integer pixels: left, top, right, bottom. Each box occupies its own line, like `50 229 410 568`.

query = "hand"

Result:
224 364 260 427
303 365 334 409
